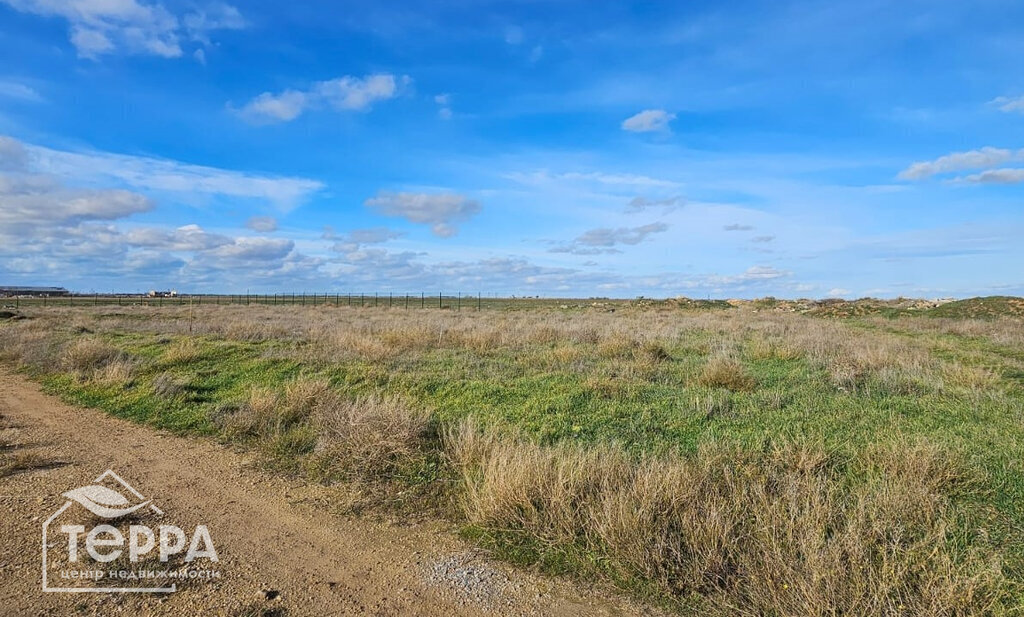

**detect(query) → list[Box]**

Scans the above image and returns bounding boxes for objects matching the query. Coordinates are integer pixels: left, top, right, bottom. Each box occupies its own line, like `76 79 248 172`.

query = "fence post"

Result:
458 292 461 312
405 294 409 309
374 292 378 307
439 292 442 309
421 292 424 308
478 292 481 311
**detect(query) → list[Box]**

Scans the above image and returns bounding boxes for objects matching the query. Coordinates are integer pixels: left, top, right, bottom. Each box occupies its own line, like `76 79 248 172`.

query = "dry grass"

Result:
61 337 122 375
698 355 756 392
162 337 202 364
447 421 1005 615
152 372 189 398
3 302 1021 614
314 395 432 482
95 357 138 385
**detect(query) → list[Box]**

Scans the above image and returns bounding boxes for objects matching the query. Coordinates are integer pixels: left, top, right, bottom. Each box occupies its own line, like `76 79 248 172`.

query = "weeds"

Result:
698 355 756 392
2 302 1023 614
448 422 1006 614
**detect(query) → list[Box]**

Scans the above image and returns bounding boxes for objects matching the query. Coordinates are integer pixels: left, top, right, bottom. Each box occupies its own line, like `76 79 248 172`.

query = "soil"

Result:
0 369 651 617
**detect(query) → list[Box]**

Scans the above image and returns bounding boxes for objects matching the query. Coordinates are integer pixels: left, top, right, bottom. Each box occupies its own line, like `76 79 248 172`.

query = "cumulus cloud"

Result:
0 134 323 291
364 191 481 237
621 109 675 133
990 95 1024 113
237 74 404 124
125 224 231 250
246 216 278 232
0 173 152 231
327 226 403 252
898 147 1024 180
551 222 668 255
238 90 307 123
1 0 245 59
626 195 683 213
208 237 294 262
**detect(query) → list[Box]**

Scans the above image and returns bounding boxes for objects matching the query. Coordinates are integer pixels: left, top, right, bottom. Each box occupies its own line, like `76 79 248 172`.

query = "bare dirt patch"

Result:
0 369 647 617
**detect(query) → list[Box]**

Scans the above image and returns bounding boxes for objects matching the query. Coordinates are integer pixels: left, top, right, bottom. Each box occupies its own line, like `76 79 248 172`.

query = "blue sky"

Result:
1 0 1023 297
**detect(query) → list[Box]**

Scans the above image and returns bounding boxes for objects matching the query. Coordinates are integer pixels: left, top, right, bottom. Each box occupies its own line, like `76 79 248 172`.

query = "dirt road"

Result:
0 369 647 617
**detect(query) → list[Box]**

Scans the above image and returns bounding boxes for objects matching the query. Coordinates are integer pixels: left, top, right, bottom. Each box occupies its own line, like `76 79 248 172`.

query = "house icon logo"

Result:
42 469 219 593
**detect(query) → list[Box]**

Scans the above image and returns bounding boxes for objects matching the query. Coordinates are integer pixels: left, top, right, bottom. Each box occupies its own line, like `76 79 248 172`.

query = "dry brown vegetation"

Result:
2 302 1023 614
449 421 1003 615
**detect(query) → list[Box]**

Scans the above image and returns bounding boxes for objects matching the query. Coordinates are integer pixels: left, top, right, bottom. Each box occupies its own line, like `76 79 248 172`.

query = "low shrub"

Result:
698 356 755 392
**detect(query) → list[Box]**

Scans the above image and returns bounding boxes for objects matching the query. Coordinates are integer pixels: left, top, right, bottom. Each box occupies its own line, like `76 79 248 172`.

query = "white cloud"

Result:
0 174 152 230
0 80 43 102
723 223 754 231
434 93 452 119
125 224 231 250
246 216 278 232
209 237 294 261
958 168 1024 184
238 90 308 123
708 265 788 286
183 3 246 44
0 135 28 170
826 288 852 297
22 137 323 211
626 195 683 212
327 226 403 252
364 191 481 237
511 169 681 189
621 109 676 133
314 74 398 111
898 147 1024 180
990 95 1024 114
750 235 775 243
551 222 668 255
237 74 403 124
1 0 245 59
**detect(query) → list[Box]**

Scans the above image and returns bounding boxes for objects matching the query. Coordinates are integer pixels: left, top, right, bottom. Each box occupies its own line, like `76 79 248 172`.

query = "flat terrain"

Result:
0 369 645 617
2 298 1024 615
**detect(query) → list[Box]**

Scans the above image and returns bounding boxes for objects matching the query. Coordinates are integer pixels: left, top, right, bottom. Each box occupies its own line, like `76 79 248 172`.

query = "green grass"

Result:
3 303 1024 612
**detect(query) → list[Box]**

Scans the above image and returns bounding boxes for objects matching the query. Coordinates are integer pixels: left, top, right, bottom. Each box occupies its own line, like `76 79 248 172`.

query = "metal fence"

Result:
1 293 594 311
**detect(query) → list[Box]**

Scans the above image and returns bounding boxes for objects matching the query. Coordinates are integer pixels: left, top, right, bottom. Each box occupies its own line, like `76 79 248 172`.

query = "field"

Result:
3 298 1024 615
